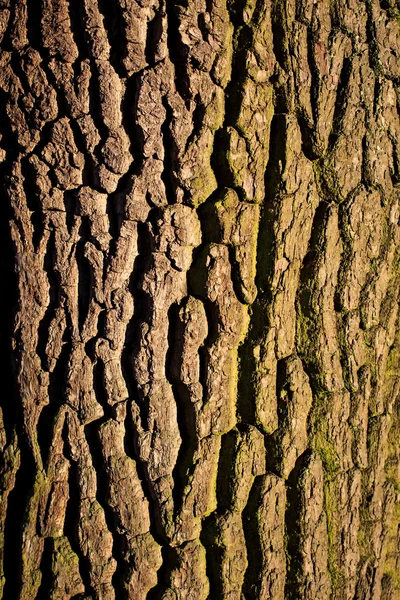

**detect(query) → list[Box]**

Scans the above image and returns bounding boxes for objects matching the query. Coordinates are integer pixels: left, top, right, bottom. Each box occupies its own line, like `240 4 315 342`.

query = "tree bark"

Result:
0 0 400 598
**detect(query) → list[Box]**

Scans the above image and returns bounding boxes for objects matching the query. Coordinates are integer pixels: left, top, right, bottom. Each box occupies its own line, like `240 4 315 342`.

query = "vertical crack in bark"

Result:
284 451 313 600
37 326 72 468
68 0 90 61
26 0 42 51
145 7 164 68
146 545 178 599
2 431 35 598
0 97 19 445
84 417 127 600
87 62 111 163
20 154 44 250
165 0 191 103
36 229 58 371
36 537 54 599
97 0 126 78
161 95 178 205
241 476 264 599
62 429 96 598
166 301 197 519
328 56 353 152
76 218 92 332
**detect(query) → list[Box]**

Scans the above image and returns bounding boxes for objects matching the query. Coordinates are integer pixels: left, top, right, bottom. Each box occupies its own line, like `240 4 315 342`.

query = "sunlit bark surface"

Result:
0 0 400 598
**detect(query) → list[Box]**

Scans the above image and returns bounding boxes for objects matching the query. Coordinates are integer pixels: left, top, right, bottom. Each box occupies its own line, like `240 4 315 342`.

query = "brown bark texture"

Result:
0 0 400 598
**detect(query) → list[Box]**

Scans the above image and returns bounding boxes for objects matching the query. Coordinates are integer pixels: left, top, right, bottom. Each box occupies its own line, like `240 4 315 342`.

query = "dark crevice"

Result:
263 114 287 205
276 357 292 414
336 311 357 393
26 0 43 50
83 419 126 600
225 0 264 124
20 155 44 250
161 95 178 205
109 521 129 598
122 73 145 175
120 295 143 404
236 114 287 426
26 111 56 155
97 0 126 77
85 311 106 362
215 430 239 512
36 537 54 600
121 218 154 400
2 430 35 599
241 476 266 599
145 9 164 67
36 229 59 370
76 217 92 331
198 432 239 600
62 429 95 598
184 93 206 152
365 0 381 80
92 359 113 420
296 200 330 394
226 244 247 305
0 83 32 597
165 301 198 518
68 0 90 61
389 134 400 184
224 28 250 127
37 326 72 468
271 1 289 72
120 215 170 545
123 400 137 461
106 168 135 245
205 0 213 15
210 129 239 191
123 401 168 547
64 190 77 233
186 248 220 401
306 15 320 127
186 251 220 341
208 0 262 194
124 407 170 545
328 56 353 151
197 12 210 42
264 358 293 475
122 360 149 439
1 0 17 52
165 0 191 103
361 132 372 188
89 62 110 162
236 300 272 426
197 342 209 406
236 338 258 426
227 0 248 27
200 513 224 600
298 200 330 293
146 545 178 600
297 110 319 161
0 92 19 443
284 450 313 600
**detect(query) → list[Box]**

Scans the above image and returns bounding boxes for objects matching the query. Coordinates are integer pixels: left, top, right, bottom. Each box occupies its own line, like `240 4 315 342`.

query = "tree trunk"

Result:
0 0 400 598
